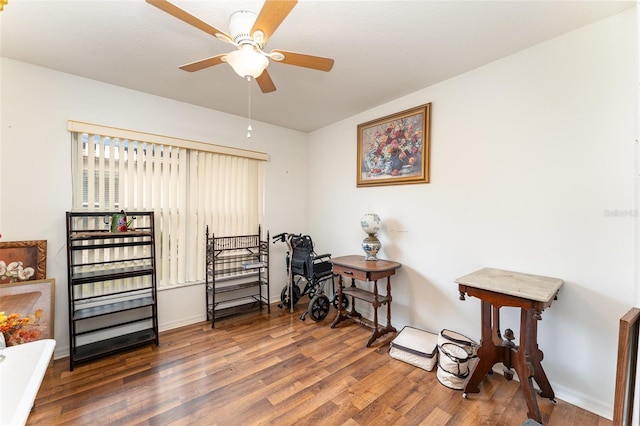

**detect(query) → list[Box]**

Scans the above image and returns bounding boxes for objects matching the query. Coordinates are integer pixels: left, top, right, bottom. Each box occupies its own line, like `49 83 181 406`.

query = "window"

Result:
69 121 266 290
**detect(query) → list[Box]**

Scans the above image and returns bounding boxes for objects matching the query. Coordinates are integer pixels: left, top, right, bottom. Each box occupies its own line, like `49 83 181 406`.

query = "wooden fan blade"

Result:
255 70 277 93
179 54 226 72
251 0 298 45
146 0 232 41
272 50 334 72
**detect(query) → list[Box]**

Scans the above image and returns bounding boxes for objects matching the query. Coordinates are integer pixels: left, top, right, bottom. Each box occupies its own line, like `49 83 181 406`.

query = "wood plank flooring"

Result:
28 303 611 426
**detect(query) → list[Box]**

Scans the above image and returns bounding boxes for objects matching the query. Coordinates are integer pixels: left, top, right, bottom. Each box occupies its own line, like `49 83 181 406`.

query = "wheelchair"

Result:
272 232 348 322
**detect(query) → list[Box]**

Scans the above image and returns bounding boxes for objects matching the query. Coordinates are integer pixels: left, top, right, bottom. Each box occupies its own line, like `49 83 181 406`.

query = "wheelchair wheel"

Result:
333 293 349 311
280 284 301 308
308 294 331 322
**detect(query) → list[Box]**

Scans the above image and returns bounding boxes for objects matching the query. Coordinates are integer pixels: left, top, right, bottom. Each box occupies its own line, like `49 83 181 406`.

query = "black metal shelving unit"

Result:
66 211 159 371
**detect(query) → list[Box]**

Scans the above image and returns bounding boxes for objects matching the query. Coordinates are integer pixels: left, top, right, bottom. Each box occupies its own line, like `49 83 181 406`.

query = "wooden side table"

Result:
330 255 402 347
456 267 563 424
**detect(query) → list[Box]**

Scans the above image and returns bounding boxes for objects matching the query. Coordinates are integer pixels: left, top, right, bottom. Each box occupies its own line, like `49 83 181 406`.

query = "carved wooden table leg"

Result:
366 280 381 347
385 276 396 333
513 307 543 423
464 300 504 394
331 276 363 328
331 275 348 328
346 278 362 318
528 309 555 401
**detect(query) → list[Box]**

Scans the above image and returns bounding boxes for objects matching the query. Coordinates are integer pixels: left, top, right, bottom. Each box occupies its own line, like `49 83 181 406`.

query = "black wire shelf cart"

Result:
205 226 270 328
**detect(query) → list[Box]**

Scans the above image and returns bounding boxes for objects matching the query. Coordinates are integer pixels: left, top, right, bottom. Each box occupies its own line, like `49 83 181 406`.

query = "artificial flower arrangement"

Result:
0 309 43 346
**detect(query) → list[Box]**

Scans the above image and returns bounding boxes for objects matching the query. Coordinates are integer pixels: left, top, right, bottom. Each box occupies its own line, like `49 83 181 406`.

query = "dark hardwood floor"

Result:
29 302 611 425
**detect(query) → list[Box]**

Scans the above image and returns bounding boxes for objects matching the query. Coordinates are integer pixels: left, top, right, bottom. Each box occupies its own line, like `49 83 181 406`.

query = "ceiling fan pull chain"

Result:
247 76 253 138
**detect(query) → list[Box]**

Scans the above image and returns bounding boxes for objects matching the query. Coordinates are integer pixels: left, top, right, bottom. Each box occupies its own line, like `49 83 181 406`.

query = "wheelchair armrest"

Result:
312 253 332 262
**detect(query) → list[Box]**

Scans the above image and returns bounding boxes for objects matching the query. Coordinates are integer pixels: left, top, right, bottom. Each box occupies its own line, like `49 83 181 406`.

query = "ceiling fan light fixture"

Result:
225 45 268 79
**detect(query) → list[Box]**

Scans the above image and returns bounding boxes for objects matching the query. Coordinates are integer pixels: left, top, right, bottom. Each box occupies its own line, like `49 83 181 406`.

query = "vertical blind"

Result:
69 121 266 290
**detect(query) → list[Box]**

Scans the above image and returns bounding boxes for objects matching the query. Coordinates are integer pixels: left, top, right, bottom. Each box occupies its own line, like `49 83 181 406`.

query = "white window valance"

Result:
68 120 269 161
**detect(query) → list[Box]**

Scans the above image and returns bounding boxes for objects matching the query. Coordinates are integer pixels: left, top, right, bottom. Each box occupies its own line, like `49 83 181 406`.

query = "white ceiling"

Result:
1 0 635 132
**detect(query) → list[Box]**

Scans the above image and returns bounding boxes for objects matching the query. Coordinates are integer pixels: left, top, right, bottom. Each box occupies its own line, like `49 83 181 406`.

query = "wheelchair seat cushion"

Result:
313 261 333 278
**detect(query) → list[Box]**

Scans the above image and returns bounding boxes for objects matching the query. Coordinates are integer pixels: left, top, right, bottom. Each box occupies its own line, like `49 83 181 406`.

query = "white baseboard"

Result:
551 380 612 421
158 313 207 333
489 364 612 421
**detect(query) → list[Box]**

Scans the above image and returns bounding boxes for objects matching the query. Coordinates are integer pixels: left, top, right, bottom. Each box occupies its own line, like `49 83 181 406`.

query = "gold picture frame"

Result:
357 103 431 187
0 278 55 346
0 240 47 284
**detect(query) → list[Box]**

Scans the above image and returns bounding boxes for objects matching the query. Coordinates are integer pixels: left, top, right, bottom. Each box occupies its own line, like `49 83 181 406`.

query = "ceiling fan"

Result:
145 0 334 93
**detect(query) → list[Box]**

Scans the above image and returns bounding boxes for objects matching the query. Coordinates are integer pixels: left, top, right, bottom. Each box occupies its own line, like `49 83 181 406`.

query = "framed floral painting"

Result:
0 278 55 346
0 240 47 284
357 103 431 187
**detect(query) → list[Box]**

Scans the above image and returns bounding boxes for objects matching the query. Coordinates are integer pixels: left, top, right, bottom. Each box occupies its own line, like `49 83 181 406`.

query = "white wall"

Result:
307 9 637 419
0 57 307 355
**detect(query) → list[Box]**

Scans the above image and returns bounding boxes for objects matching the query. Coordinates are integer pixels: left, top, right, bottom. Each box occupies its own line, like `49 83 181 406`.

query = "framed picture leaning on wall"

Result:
0 240 47 284
0 278 55 346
